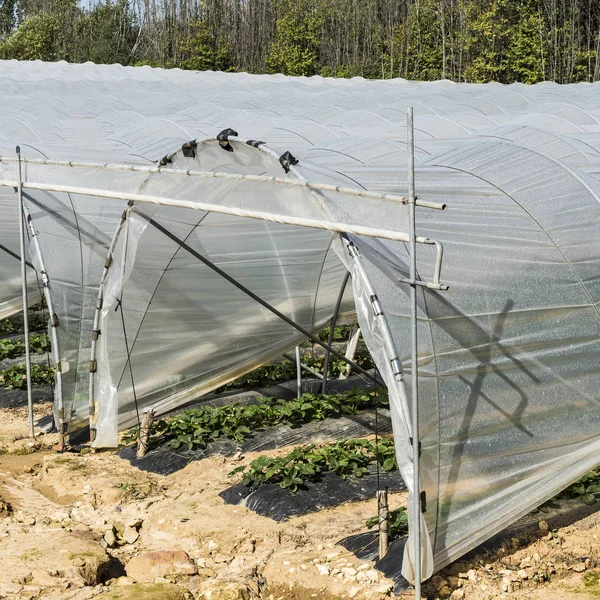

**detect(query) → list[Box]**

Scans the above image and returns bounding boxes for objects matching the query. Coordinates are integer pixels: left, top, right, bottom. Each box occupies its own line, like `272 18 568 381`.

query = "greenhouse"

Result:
2 59 600 591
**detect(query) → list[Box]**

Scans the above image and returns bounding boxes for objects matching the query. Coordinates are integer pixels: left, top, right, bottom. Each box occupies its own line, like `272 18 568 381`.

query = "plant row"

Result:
0 364 54 389
217 346 375 392
0 333 51 361
0 302 48 336
229 436 398 493
125 387 388 450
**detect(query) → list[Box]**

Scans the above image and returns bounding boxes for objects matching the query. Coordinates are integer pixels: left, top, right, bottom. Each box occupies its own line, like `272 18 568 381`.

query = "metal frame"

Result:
16 147 34 438
10 113 449 597
15 153 66 447
321 270 351 394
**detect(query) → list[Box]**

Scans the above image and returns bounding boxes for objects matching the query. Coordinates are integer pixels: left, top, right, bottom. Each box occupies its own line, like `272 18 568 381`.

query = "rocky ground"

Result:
2 382 600 599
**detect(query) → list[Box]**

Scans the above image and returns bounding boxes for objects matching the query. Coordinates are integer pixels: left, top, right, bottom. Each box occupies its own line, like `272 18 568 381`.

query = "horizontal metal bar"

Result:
0 178 445 246
0 155 411 205
398 278 449 290
414 199 446 210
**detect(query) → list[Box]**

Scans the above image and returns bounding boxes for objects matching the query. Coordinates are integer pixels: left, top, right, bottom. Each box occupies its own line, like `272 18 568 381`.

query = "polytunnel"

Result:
2 60 600 590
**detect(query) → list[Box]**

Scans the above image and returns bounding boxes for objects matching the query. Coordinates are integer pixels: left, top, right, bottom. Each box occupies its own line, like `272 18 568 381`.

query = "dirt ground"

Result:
2 386 600 600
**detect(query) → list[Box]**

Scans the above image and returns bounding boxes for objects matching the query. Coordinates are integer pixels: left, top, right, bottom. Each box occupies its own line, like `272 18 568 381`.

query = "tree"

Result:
266 0 323 76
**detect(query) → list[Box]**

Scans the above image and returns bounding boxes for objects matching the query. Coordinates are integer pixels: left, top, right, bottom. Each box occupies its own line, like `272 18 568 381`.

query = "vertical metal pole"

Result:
17 146 34 439
407 108 421 598
321 270 351 394
295 345 302 399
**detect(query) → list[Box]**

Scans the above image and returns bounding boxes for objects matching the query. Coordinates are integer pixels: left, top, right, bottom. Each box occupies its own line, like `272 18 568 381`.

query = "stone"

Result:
348 586 361 598
449 591 464 600
125 518 143 530
365 569 379 582
115 577 135 586
125 551 197 582
316 565 330 576
538 520 550 534
196 579 250 600
517 569 529 580
572 563 587 573
93 583 188 599
122 527 139 545
104 529 117 549
357 564 371 572
374 582 394 595
342 567 357 579
29 569 69 589
13 511 36 526
356 572 368 583
520 557 532 568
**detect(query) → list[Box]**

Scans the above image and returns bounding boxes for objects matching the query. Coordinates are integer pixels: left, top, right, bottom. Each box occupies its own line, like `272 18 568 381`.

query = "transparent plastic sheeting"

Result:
3 62 600 585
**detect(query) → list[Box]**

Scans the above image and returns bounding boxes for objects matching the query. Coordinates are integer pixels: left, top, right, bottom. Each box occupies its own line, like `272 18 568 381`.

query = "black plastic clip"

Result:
409 437 422 458
90 360 97 373
159 155 172 167
92 329 101 341
279 151 299 173
420 490 427 513
246 140 265 148
114 298 122 312
182 140 198 158
51 313 59 327
217 128 238 152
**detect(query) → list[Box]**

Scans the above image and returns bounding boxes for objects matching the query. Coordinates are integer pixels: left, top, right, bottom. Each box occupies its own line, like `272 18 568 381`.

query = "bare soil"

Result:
2 386 600 600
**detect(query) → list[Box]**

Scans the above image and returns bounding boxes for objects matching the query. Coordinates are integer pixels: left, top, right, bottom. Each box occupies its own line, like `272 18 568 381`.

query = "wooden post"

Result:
377 488 389 559
136 408 155 458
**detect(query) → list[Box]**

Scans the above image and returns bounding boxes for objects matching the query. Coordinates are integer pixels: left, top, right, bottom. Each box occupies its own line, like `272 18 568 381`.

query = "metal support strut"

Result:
16 147 34 439
408 107 422 599
321 270 351 394
146 218 379 384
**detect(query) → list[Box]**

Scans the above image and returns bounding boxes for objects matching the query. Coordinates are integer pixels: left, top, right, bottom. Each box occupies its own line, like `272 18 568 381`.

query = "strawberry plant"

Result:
0 363 54 388
0 333 51 360
217 346 375 392
365 506 408 539
124 387 388 450
229 437 397 492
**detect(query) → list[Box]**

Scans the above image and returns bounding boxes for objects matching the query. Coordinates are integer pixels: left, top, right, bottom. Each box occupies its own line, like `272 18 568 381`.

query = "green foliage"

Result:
557 470 600 506
0 0 16 37
230 436 397 493
266 0 323 76
0 10 61 60
318 325 355 342
178 20 233 72
218 346 375 392
78 0 136 66
0 333 50 360
124 387 388 450
0 312 47 335
366 506 409 539
2 0 600 83
0 363 54 388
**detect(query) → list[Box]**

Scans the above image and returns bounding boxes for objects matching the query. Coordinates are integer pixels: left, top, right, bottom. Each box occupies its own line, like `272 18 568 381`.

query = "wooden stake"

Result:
136 408 155 458
377 489 389 559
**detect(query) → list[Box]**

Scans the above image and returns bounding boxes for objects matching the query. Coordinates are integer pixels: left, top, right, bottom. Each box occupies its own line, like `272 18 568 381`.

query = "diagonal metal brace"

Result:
147 218 379 384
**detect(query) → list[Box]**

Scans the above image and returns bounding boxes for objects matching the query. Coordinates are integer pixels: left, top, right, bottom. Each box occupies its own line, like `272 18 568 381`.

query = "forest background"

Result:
0 0 599 83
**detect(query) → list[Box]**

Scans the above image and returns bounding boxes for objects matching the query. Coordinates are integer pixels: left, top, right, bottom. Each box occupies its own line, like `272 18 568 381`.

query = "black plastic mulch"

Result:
120 408 392 476
338 531 410 594
220 463 405 521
